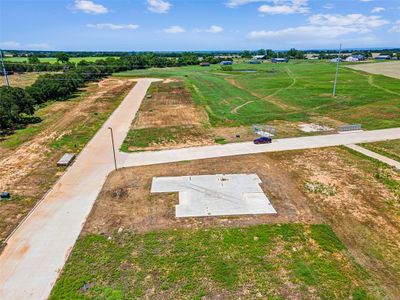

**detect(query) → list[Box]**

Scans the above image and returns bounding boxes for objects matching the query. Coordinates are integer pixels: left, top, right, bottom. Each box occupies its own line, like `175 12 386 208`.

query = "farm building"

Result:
199 62 210 67
375 55 391 60
220 61 233 65
345 54 365 62
271 58 289 63
247 59 261 64
252 55 266 60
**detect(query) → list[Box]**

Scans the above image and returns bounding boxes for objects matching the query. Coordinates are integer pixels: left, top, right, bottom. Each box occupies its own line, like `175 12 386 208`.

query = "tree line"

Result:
0 54 224 133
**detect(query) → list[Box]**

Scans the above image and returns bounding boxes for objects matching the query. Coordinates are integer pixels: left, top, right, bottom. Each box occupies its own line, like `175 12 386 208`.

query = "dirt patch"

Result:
85 147 400 297
348 61 400 79
0 78 135 242
84 153 316 235
134 105 208 129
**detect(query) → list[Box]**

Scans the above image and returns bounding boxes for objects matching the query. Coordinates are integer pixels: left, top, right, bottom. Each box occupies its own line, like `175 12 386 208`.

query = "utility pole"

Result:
333 43 342 97
0 49 10 87
108 127 118 171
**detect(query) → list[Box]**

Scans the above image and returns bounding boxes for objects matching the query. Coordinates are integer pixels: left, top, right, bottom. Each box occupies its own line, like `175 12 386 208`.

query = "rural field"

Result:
348 61 400 79
51 146 400 299
116 61 400 151
0 78 135 244
1 72 45 88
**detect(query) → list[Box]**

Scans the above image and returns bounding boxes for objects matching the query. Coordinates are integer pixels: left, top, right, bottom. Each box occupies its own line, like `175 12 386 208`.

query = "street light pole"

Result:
108 127 117 171
333 43 342 97
0 49 10 87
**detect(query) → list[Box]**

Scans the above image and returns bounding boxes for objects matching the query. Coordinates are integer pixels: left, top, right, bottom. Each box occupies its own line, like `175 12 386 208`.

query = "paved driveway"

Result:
0 78 160 300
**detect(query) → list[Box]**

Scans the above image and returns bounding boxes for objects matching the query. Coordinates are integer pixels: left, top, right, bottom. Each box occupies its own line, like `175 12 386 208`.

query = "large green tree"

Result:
56 52 70 63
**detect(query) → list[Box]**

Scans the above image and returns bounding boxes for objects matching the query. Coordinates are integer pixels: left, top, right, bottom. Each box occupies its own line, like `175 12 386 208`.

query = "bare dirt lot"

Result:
0 78 135 243
348 61 400 79
85 147 400 297
2 72 50 88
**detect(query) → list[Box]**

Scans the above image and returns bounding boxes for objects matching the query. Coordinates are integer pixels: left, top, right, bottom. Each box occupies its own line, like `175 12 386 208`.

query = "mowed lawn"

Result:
115 61 400 129
50 224 381 299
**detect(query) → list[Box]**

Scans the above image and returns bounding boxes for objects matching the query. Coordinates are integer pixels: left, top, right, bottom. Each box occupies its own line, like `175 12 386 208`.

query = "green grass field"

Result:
361 139 400 162
115 61 400 129
5 56 117 64
50 224 381 299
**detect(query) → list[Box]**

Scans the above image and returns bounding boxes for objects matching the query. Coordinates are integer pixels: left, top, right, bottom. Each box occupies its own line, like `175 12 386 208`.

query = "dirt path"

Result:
227 68 298 114
367 75 400 96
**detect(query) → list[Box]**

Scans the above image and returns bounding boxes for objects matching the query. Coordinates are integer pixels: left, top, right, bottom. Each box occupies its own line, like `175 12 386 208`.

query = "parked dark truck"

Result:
253 137 272 144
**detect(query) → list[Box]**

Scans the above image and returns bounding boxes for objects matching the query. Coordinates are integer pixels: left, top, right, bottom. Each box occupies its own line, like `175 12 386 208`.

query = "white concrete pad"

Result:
151 174 276 217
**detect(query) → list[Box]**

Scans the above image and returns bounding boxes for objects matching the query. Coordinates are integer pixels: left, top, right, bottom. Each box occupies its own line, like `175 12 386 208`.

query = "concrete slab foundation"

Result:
151 174 277 217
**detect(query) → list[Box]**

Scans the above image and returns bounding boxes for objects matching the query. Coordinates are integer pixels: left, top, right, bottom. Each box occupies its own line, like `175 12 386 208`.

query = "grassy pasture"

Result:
5 56 117 64
50 224 379 299
115 61 400 129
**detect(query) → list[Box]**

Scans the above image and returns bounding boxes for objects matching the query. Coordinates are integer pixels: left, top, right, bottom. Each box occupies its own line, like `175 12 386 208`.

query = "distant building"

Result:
252 55 266 60
305 54 319 60
375 55 391 60
220 61 233 65
248 60 261 64
330 58 342 63
199 62 210 67
345 55 365 62
271 58 289 63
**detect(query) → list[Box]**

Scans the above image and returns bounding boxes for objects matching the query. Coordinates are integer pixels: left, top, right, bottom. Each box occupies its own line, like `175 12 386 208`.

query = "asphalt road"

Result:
1 78 400 300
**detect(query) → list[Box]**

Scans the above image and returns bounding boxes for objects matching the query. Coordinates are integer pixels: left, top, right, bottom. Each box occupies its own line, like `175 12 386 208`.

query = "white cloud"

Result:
87 23 139 30
25 43 51 50
248 13 389 45
258 2 309 14
248 25 363 40
323 3 334 9
371 7 385 13
308 14 389 28
227 0 309 14
0 41 51 50
147 0 171 13
204 25 224 33
389 20 400 33
0 41 21 48
163 25 186 33
72 0 108 14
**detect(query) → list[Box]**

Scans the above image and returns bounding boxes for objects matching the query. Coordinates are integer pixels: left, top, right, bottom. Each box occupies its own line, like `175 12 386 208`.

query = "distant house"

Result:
248 59 261 64
345 56 359 62
352 54 366 61
271 58 289 63
305 54 319 60
330 58 342 63
375 55 391 60
199 62 210 67
252 55 266 60
220 61 233 65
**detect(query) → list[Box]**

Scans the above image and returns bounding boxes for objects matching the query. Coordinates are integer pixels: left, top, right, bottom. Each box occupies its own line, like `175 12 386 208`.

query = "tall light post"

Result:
108 127 118 171
333 43 342 97
0 49 10 87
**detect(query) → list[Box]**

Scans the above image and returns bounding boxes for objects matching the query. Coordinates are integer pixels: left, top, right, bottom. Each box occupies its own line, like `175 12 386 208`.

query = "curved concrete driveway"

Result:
1 76 400 300
0 78 161 300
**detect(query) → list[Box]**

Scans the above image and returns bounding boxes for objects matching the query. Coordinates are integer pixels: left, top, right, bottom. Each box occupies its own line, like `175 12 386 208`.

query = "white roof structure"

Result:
151 174 276 217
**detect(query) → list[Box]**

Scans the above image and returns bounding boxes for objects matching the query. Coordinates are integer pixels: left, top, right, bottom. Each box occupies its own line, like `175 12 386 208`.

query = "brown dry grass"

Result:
348 61 400 79
0 78 135 242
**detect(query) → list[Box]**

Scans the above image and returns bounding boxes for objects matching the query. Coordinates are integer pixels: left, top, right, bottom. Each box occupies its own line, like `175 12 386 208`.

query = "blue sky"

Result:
0 0 399 51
